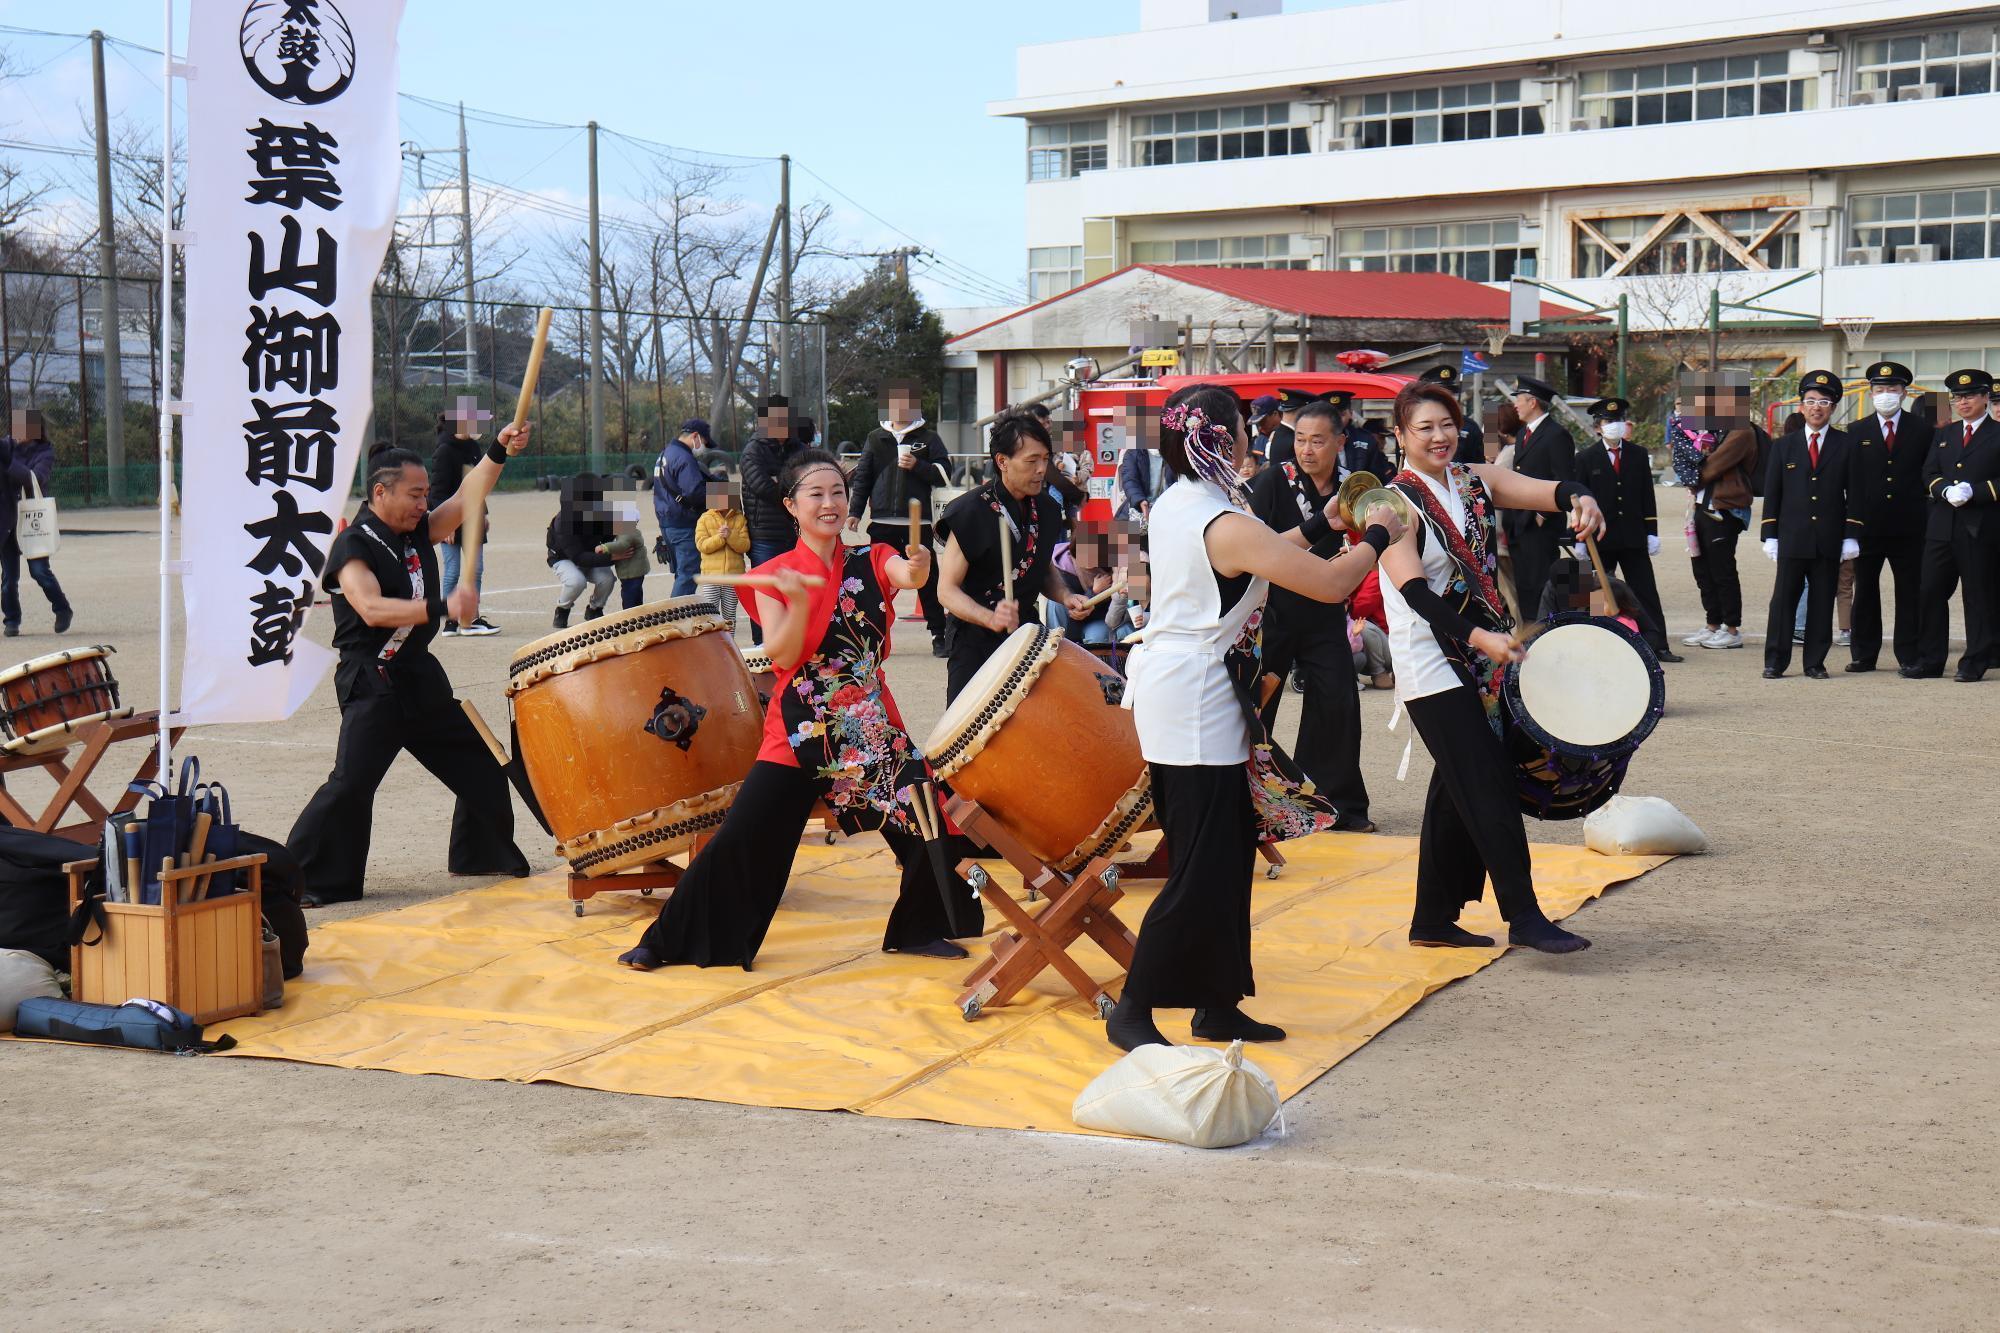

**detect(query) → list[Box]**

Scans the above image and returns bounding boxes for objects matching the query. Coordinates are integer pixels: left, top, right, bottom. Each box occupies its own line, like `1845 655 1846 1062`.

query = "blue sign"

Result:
1461 349 1490 374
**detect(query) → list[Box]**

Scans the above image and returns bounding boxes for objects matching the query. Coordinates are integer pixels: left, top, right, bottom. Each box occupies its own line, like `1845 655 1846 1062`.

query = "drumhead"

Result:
0 644 114 688
507 596 724 691
922 623 1060 772
1508 617 1663 752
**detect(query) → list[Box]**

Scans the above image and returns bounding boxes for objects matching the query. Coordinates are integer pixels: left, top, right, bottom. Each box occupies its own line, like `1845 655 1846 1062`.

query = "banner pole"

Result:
157 0 175 778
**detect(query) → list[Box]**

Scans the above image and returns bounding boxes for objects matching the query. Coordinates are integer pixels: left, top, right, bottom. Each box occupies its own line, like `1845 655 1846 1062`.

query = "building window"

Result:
1862 345 2000 382
1339 79 1545 149
1848 187 1999 263
1027 245 1083 300
1335 218 1536 280
1853 26 1998 100
1130 234 1308 269
1572 207 1802 277
1576 52 1812 127
1027 119 1108 181
939 368 977 423
1132 102 1309 166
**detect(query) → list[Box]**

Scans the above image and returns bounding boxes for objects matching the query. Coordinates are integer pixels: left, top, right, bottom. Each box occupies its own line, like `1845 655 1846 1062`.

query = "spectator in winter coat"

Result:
596 500 652 610
653 419 712 598
847 380 953 655
428 400 500 636
546 472 616 628
0 410 72 637
735 395 803 645
695 480 753 633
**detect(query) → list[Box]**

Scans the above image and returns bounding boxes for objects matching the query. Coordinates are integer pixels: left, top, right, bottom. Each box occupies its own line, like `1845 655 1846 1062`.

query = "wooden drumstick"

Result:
998 517 1014 606
1075 569 1127 613
460 698 509 767
461 307 553 595
179 811 213 904
1579 527 1622 619
907 498 923 559
698 572 826 589
192 853 217 902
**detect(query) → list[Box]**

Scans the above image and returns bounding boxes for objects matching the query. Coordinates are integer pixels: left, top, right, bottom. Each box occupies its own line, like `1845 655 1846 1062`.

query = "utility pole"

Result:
457 102 475 390
91 31 125 503
777 154 793 398
587 120 604 469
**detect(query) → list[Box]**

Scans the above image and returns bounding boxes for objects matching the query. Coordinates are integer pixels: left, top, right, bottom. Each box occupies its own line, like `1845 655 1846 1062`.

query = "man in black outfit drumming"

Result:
934 410 1088 703
1249 399 1374 831
1846 361 1933 673
286 429 535 906
1571 396 1682 661
1761 370 1860 680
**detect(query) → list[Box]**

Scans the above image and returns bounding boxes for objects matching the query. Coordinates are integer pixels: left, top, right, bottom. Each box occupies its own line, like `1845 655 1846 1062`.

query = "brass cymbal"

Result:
1350 485 1414 533
1335 471 1382 529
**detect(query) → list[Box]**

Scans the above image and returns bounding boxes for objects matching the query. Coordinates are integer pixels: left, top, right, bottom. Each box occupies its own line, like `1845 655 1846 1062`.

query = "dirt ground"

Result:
3 486 1995 1331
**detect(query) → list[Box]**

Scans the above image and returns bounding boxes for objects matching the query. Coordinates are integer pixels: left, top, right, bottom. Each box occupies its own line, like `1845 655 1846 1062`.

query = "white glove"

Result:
1841 538 1860 562
1572 541 1588 559
1646 535 1661 557
1947 481 1974 507
1763 538 1780 562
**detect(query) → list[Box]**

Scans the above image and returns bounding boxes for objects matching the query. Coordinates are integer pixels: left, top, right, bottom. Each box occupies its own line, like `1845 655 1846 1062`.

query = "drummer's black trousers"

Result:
1404 686 1550 931
635 760 983 968
1120 762 1258 1010
1258 606 1368 823
286 656 529 903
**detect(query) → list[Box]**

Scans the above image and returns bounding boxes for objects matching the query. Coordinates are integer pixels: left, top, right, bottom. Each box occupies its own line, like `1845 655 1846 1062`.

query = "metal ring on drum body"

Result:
505 597 727 695
924 625 1063 780
1500 613 1664 821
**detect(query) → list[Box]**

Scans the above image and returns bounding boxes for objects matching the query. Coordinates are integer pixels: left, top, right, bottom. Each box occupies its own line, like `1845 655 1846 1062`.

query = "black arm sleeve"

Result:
1397 577 1480 645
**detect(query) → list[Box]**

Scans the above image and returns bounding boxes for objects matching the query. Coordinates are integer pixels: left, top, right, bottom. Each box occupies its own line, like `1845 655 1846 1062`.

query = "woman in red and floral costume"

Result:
619 448 983 972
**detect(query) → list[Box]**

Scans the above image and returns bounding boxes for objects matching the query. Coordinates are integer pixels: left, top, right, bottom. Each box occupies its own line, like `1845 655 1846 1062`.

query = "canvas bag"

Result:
0 947 63 1033
1072 1040 1282 1148
16 472 58 559
1584 794 1709 856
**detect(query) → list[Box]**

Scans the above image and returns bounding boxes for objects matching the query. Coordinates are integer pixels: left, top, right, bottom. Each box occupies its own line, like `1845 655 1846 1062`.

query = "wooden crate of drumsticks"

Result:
62 852 268 1026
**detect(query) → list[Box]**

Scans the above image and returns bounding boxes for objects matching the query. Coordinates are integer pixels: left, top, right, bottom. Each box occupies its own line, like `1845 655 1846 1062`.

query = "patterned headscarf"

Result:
1161 401 1248 507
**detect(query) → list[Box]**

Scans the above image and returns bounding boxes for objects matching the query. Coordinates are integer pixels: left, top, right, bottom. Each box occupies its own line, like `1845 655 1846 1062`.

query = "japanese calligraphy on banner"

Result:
178 0 404 724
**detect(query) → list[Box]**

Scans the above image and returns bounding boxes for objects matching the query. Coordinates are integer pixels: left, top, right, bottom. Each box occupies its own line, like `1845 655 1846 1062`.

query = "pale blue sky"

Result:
0 1 1353 310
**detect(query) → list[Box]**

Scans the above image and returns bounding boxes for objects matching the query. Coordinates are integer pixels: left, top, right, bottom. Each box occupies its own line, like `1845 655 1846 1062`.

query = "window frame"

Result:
1575 48 1811 127
1129 233 1310 270
1339 77 1545 150
1132 101 1311 168
1847 185 1998 263
1025 118 1109 182
1334 216 1536 281
1852 23 1999 99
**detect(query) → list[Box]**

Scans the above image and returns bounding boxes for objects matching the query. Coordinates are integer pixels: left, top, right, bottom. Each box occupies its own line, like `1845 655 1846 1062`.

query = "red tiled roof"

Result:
1145 265 1587 321
947 264 1590 344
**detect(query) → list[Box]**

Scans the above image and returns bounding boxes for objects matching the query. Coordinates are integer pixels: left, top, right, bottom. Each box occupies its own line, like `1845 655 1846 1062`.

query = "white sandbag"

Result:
0 948 63 1033
1072 1039 1281 1148
1584 794 1708 856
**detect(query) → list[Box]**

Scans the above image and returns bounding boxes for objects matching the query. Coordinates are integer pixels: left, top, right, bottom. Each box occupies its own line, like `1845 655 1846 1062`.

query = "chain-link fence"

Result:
1 266 827 505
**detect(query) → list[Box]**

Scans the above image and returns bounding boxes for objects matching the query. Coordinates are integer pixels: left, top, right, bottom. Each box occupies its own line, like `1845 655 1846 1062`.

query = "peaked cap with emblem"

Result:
1798 369 1842 399
1864 360 1913 386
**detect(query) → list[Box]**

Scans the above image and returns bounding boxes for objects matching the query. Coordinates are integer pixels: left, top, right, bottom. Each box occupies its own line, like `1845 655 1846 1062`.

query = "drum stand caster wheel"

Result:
573 902 585 918
960 996 983 1021
1094 994 1115 1020
640 886 653 896
824 830 836 845
1266 863 1282 881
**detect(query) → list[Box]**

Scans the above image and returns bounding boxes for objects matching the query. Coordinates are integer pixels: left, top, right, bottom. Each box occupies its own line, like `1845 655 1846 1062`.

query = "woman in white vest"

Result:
1111 383 1406 1052
1378 379 1605 954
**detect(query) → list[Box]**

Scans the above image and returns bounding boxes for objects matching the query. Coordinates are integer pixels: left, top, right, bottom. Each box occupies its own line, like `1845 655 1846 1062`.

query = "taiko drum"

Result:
0 645 134 756
506 598 763 877
923 624 1151 872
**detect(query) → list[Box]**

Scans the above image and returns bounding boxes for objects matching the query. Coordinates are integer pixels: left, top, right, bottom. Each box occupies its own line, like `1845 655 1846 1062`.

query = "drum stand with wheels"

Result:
946 795 1137 1022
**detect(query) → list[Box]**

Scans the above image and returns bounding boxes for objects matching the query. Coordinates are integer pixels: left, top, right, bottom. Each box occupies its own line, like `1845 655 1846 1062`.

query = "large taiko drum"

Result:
1501 613 1665 820
506 598 763 876
924 623 1151 872
0 645 134 756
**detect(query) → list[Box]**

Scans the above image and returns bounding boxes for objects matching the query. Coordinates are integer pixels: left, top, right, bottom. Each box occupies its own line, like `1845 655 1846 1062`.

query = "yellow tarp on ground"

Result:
219 834 1666 1134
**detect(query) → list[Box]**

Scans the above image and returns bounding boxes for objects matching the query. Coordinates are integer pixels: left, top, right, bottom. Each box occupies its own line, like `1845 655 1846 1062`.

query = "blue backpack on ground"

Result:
12 996 235 1054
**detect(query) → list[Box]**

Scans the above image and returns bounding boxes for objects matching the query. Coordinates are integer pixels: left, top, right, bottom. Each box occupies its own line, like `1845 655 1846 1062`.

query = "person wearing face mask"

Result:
1760 371 1862 680
1912 367 2000 682
616 448 983 972
1844 362 1934 673
847 380 953 657
1570 398 1680 662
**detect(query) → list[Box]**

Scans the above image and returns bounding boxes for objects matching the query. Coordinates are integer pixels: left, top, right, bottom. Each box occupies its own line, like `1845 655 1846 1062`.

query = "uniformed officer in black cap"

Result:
1912 367 2000 681
1845 360 1933 672
1760 370 1861 679
1264 386 1317 467
1421 364 1486 465
1504 374 1575 617
1571 397 1679 660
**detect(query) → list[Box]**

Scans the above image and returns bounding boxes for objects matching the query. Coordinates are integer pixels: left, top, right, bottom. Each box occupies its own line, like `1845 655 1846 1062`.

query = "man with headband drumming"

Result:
934 410 1090 704
618 448 982 971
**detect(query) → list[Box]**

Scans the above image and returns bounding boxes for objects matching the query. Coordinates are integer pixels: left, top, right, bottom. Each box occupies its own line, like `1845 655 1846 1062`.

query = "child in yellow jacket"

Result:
695 482 751 630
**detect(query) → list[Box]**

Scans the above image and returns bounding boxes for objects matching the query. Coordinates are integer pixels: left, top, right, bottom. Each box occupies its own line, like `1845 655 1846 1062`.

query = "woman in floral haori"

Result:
619 448 983 972
1377 380 1607 956
1109 383 1408 1052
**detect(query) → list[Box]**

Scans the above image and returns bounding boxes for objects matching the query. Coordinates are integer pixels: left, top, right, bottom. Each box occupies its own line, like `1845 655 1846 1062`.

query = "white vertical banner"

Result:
178 0 404 724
